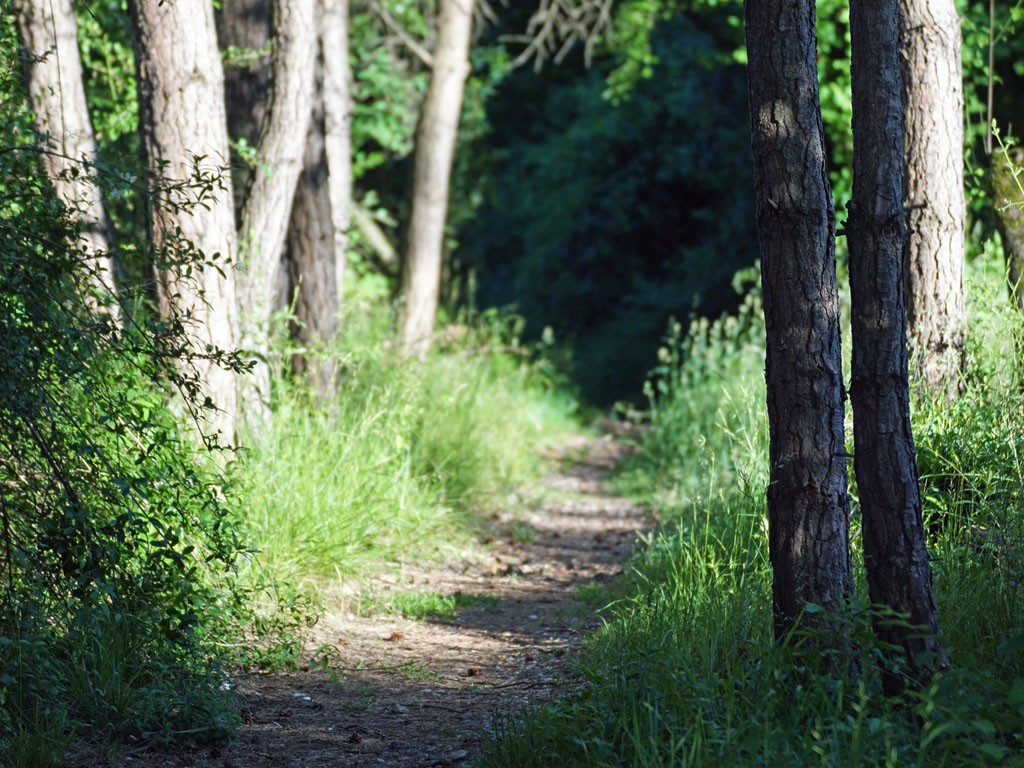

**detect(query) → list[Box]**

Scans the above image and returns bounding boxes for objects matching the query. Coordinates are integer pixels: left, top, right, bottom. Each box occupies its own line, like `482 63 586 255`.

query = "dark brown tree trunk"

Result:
130 0 241 442
15 0 119 318
848 0 945 695
899 0 967 400
744 0 853 642
399 0 475 357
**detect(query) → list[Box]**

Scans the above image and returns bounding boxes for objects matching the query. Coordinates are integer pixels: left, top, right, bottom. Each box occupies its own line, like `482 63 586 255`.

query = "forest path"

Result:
139 434 644 768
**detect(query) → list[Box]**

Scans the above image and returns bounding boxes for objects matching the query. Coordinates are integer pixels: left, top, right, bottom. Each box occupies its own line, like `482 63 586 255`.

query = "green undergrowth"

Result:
479 260 1024 767
232 308 579 592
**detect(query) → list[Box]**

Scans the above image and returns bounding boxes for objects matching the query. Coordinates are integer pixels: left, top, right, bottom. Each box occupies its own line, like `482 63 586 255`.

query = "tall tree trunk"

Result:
848 0 944 694
900 0 967 400
288 53 338 395
399 0 474 357
322 0 353 302
14 0 119 317
217 0 271 218
745 0 853 642
237 0 316 414
130 0 241 443
287 0 352 396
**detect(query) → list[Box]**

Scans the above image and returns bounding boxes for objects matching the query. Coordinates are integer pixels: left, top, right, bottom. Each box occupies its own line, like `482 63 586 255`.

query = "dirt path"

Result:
103 435 646 768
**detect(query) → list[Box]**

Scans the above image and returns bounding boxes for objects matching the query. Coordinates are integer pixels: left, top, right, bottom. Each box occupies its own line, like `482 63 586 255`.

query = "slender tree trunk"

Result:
287 53 338 395
848 0 944 694
14 0 119 317
130 0 241 443
745 0 853 642
399 0 474 356
899 0 967 399
237 0 316 414
322 0 353 302
994 147 1024 309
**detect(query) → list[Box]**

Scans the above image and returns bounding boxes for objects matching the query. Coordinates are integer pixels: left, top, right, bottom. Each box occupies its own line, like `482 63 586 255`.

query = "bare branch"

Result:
502 0 614 71
367 0 434 68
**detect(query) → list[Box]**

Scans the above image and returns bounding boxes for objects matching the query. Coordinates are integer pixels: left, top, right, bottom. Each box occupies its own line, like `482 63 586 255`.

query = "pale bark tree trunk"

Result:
745 0 853 642
237 0 316 414
399 0 475 357
900 0 967 399
848 0 944 694
287 0 352 397
14 0 119 317
322 0 353 302
130 0 241 443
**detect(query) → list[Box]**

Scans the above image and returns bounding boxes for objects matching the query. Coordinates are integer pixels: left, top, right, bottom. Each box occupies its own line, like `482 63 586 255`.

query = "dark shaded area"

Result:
459 15 757 405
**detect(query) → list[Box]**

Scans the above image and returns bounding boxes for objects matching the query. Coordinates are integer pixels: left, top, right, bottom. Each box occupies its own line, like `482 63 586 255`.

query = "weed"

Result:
366 590 500 621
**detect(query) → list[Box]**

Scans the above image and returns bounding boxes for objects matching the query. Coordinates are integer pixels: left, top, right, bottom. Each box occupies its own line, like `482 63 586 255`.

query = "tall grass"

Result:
232 309 578 589
480 261 1024 767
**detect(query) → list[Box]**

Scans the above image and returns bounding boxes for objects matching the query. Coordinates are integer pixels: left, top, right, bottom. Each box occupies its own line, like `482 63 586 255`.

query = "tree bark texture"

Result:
994 146 1024 310
14 0 119 315
130 0 241 442
287 50 338 396
399 0 475 357
217 0 271 217
744 0 853 642
899 0 967 399
848 0 944 693
321 0 353 301
237 0 316 413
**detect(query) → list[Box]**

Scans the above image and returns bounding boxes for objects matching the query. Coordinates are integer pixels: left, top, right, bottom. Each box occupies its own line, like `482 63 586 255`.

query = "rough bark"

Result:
399 0 475 357
216 0 271 217
899 0 967 400
237 0 316 413
287 50 338 396
848 0 944 694
130 0 241 442
744 0 853 642
14 0 119 316
994 146 1024 310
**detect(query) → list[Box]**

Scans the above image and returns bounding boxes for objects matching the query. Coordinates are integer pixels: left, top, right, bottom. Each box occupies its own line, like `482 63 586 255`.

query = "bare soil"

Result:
75 434 646 768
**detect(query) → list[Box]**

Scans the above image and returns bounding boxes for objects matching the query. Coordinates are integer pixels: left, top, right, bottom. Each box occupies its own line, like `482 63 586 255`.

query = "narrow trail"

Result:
115 435 646 768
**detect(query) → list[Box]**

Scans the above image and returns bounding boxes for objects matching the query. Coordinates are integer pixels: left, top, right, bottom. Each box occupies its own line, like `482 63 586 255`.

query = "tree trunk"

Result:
399 0 474 357
994 146 1024 309
237 0 316 414
130 0 241 443
744 0 853 642
899 0 967 400
216 0 271 218
322 0 353 303
848 0 944 694
14 0 119 317
287 52 338 396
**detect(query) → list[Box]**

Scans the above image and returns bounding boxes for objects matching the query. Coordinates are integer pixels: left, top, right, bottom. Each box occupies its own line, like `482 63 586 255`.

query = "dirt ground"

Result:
74 434 647 768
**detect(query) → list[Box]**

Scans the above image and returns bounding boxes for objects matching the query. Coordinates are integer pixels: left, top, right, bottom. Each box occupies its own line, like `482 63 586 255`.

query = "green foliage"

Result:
233 307 577 587
0 18 305 761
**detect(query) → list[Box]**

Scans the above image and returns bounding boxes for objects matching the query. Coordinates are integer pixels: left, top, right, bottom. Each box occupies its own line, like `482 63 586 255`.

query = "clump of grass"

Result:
233 308 577 589
365 590 500 620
